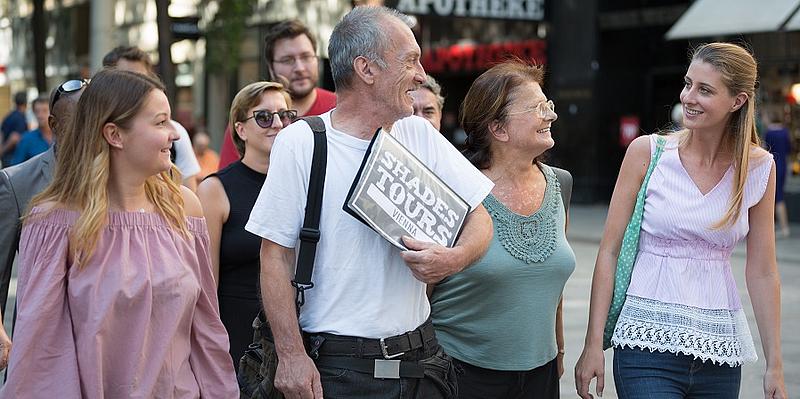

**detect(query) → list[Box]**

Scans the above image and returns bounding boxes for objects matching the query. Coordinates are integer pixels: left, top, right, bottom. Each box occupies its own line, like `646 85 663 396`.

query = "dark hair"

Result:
31 95 49 111
264 20 316 77
14 92 27 107
768 110 783 125
460 59 545 169
102 46 153 70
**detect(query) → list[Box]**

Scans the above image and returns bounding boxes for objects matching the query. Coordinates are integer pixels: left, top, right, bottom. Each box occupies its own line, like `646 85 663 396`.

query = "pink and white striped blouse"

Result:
612 133 773 366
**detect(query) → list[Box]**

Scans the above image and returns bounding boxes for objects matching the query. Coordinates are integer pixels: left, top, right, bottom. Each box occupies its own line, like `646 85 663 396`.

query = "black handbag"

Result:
238 116 327 399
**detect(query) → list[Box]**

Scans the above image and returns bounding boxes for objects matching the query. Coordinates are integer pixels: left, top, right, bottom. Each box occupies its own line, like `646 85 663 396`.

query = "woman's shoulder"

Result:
748 145 774 171
623 135 654 163
180 186 204 218
749 145 771 159
24 202 78 228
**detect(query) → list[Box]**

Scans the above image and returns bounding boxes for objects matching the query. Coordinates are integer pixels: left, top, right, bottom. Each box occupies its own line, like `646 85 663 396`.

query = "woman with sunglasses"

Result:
429 60 575 398
197 81 295 368
1 69 237 397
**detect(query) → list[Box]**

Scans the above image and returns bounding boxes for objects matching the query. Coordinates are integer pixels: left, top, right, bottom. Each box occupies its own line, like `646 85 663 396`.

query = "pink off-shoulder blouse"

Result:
1 208 238 398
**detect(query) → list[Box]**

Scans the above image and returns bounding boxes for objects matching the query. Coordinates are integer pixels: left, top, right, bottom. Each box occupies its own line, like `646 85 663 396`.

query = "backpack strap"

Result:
552 166 573 214
291 116 327 308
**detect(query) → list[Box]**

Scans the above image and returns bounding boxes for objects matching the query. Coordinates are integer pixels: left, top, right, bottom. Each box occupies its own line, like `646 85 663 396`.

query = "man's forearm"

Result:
259 240 306 356
452 204 492 271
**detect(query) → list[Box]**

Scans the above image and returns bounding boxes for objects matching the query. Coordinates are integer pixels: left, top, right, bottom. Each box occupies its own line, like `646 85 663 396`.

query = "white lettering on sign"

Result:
395 0 544 20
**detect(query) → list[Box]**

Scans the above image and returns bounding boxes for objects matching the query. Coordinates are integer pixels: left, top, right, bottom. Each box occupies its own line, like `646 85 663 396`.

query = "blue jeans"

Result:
613 347 741 399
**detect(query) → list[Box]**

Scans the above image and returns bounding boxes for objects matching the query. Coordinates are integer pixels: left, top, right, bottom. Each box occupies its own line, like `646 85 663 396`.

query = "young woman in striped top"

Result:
575 43 787 399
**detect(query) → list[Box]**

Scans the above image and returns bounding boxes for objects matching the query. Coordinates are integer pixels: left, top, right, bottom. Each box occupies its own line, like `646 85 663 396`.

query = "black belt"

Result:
315 356 425 379
306 318 436 359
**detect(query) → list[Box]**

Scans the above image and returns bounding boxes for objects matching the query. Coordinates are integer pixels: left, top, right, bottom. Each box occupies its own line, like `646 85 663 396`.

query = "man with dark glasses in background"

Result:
0 79 87 349
218 19 336 169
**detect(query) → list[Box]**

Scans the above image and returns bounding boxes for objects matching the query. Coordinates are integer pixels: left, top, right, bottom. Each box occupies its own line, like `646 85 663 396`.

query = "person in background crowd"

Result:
575 42 786 399
197 81 294 368
411 74 444 131
102 45 202 191
764 112 792 239
193 130 219 181
246 6 494 398
218 19 336 169
430 60 574 399
1 92 28 167
1 69 238 397
0 79 87 364
11 96 52 165
671 102 683 130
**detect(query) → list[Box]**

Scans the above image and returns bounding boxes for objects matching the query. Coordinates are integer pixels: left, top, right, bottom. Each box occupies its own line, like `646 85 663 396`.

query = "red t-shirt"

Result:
218 88 336 169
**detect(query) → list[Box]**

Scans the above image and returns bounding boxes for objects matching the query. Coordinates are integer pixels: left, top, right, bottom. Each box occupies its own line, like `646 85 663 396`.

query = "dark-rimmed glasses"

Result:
273 54 318 68
51 79 89 109
241 109 298 128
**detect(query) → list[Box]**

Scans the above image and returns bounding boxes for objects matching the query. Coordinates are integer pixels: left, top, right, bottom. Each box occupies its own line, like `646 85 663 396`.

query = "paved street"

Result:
1 205 798 397
560 205 800 398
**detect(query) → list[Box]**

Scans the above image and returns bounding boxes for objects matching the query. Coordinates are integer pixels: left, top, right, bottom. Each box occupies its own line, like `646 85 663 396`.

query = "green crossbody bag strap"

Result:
602 135 667 350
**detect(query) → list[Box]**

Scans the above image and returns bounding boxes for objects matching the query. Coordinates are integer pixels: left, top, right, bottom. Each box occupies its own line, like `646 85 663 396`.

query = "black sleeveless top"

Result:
210 160 267 300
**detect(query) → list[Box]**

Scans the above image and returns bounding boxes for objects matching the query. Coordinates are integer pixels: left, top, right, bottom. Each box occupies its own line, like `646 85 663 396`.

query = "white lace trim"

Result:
611 295 757 367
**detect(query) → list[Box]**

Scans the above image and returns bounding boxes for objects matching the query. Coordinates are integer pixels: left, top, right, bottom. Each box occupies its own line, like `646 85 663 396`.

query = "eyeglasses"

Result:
507 100 556 119
241 109 298 128
51 79 89 109
273 54 318 68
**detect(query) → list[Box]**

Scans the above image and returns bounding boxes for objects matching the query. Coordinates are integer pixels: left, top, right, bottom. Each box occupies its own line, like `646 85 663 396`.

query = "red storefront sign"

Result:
619 115 640 147
422 40 547 74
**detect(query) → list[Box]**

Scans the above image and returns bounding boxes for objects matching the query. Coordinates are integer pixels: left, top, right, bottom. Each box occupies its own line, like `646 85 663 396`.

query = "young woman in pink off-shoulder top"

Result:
1 69 238 398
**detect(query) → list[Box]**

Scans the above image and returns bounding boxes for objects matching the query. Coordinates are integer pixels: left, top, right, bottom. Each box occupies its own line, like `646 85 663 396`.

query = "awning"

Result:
786 5 800 30
666 0 800 40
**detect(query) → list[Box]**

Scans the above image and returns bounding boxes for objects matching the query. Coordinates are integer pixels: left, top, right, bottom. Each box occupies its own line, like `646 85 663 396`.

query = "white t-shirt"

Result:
170 120 201 178
245 111 493 338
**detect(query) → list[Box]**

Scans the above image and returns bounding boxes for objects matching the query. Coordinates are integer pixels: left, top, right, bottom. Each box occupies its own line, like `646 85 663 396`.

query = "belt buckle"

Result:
374 359 401 379
379 337 405 359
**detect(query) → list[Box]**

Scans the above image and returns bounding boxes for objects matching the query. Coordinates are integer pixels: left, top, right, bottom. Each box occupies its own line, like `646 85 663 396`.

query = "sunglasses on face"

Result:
51 79 89 109
241 109 298 128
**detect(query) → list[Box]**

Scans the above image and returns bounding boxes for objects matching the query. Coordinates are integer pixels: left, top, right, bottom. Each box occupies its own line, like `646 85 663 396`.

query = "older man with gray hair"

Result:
245 6 494 399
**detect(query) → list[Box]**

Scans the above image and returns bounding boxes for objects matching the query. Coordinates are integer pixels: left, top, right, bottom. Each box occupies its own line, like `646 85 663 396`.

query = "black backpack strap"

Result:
291 116 327 308
552 166 573 214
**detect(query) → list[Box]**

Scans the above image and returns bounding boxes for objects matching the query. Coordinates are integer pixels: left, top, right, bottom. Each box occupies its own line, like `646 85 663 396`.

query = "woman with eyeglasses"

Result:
197 81 295 368
1 69 238 397
429 60 575 399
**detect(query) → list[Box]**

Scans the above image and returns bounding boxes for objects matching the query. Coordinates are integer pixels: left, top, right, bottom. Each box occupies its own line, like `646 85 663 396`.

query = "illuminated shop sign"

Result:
395 0 545 20
422 40 546 74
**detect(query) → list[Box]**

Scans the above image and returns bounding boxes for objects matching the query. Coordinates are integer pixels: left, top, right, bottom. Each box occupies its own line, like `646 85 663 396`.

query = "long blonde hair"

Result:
29 69 188 267
686 43 761 229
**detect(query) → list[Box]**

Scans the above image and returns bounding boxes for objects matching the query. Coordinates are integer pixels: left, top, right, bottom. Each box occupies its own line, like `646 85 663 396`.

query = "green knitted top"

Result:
430 164 576 370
